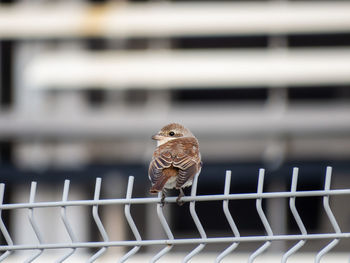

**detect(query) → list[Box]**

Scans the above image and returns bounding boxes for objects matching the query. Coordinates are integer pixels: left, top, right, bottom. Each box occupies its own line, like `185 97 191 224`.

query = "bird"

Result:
148 123 202 206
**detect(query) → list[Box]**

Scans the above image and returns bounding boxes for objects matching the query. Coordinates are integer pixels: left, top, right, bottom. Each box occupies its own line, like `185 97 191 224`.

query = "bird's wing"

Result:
173 153 199 188
149 137 201 190
148 151 172 185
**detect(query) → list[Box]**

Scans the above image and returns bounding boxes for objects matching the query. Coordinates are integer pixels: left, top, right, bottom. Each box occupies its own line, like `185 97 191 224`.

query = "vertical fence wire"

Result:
118 176 142 263
56 180 78 263
248 169 274 263
182 172 207 263
215 170 240 263
281 167 307 263
25 182 44 263
87 177 110 263
149 192 174 263
315 167 341 263
0 184 13 262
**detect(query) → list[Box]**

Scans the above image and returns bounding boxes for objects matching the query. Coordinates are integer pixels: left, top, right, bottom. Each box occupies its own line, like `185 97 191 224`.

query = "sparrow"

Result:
148 123 202 206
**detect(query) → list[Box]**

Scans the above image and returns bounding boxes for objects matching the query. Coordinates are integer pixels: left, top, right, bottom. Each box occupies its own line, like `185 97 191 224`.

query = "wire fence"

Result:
0 167 350 262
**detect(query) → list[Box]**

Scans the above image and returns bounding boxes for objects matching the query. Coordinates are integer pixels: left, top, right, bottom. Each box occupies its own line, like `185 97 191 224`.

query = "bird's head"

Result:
152 123 194 146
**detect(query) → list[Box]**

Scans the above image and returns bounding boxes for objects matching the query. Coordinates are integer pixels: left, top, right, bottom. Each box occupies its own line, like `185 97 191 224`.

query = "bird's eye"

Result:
169 131 175 136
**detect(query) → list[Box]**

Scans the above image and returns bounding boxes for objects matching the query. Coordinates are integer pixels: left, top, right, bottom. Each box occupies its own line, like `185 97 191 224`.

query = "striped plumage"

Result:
148 123 202 205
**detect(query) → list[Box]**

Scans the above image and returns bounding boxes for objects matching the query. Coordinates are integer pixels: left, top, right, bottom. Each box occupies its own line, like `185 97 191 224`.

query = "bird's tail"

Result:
149 167 177 193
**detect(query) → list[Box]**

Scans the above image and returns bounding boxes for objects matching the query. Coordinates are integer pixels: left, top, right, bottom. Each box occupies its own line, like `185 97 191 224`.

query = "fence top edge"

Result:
1 189 350 210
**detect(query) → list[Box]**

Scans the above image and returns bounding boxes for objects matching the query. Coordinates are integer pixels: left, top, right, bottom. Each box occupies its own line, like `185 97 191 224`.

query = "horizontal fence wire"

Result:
0 166 349 262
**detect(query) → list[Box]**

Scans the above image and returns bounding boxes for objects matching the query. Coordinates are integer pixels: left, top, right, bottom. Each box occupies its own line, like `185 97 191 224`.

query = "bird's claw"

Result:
160 191 166 207
176 196 184 206
176 188 185 206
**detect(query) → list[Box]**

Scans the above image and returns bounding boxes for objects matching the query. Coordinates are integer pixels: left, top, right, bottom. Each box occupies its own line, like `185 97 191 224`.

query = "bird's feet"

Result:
160 191 166 207
176 188 185 206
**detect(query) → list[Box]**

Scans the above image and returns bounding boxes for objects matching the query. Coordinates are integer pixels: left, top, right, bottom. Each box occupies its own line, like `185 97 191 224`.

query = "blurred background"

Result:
1 0 350 261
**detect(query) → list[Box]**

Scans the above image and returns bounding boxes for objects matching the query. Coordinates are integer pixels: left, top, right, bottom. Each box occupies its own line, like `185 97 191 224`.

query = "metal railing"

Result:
0 167 350 262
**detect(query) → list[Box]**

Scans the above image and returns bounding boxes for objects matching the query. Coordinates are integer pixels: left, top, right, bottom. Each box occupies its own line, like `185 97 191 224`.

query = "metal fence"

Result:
0 167 349 263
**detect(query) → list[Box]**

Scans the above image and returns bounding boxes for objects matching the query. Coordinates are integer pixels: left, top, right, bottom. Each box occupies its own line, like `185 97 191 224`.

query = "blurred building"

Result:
1 0 350 259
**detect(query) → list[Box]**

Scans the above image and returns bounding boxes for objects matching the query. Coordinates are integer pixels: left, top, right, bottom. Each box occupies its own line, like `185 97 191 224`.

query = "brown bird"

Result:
148 123 202 206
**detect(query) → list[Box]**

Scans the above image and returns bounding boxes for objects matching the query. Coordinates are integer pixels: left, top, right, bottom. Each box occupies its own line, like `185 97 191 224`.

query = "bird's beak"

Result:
152 134 161 140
